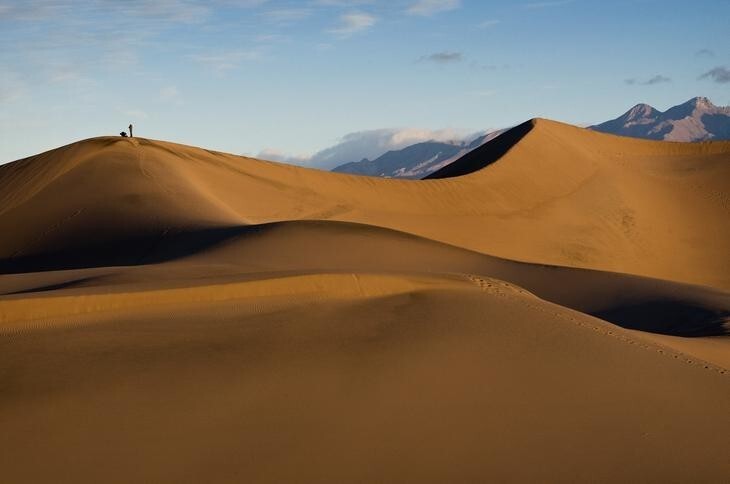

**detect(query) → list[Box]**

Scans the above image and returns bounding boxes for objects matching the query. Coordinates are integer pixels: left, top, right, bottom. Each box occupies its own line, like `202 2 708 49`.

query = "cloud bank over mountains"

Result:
258 126 479 170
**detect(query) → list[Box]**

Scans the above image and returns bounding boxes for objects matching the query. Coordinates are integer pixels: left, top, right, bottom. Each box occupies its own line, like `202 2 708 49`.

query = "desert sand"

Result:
1 120 729 482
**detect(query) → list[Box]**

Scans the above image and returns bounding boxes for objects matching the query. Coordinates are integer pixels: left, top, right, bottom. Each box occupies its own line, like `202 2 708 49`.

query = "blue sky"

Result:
1 0 728 166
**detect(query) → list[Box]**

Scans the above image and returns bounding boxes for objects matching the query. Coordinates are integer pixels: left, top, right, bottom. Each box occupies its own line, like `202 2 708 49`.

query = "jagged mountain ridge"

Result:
590 96 730 141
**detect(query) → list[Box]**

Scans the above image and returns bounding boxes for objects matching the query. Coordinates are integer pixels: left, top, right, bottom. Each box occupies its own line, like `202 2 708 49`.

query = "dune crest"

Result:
2 120 730 482
1 120 730 288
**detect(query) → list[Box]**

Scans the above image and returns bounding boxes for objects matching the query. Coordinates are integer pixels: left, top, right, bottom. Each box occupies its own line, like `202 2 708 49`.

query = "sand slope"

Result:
2 282 730 483
1 119 729 287
1 121 730 482
2 221 728 338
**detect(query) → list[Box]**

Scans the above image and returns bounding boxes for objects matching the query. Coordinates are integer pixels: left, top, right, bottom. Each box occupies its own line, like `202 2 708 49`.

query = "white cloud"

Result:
315 42 335 51
44 62 84 83
115 0 211 24
0 0 212 23
254 33 284 43
0 1 72 21
472 89 497 97
407 0 460 16
0 72 29 103
218 0 270 6
261 7 312 24
524 0 574 9
477 19 500 28
257 148 311 165
160 85 182 104
0 0 215 92
191 50 261 71
328 11 376 36
314 0 376 5
118 108 149 120
259 127 475 169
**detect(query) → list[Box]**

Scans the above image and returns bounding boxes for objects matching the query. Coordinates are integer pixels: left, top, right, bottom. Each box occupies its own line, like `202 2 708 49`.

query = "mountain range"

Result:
331 97 730 179
331 129 505 179
590 96 730 141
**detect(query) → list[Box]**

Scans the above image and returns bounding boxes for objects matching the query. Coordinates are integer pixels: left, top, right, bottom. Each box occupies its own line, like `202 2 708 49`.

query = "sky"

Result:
1 0 729 167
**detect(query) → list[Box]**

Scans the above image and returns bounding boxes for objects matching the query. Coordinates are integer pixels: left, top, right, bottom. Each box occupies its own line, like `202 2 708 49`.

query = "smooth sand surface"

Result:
2 119 729 288
1 120 729 482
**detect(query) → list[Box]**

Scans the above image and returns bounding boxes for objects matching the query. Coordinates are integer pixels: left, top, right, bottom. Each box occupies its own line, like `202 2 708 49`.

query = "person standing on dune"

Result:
129 124 134 138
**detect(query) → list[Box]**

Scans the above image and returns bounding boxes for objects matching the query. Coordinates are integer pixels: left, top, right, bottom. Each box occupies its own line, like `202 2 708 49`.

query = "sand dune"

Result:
3 221 728 338
1 121 730 482
3 277 730 483
2 119 729 287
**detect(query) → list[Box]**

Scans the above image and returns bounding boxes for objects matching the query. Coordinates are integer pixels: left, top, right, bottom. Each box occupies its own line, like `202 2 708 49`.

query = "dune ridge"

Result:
2 220 728 338
2 120 730 482
1 119 728 287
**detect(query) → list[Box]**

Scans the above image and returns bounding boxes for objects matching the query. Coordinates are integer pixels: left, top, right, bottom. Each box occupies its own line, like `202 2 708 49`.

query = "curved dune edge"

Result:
2 122 730 482
1 120 729 288
2 281 730 483
0 272 492 328
2 267 726 374
4 219 728 336
424 119 535 179
1 219 729 373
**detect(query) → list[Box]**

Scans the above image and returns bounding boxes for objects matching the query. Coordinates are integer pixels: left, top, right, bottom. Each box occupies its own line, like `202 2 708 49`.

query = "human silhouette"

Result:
120 131 128 137
129 124 134 137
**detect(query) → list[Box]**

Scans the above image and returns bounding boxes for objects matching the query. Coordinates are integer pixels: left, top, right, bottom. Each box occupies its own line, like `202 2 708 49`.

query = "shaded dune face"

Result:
2 118 728 288
424 119 535 178
1 119 729 338
1 120 730 482
2 220 727 338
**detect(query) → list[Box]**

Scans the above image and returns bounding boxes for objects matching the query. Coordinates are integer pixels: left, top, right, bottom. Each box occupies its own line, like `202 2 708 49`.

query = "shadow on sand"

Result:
1 221 728 338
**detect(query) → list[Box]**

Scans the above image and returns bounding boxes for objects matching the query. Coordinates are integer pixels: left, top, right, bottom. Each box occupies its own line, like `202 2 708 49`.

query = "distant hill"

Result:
590 96 730 141
331 129 505 179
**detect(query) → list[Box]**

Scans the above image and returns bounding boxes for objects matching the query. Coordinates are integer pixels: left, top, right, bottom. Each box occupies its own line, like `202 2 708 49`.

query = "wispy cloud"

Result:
191 50 261 71
0 0 215 23
407 0 461 16
118 108 149 120
469 60 507 71
699 66 730 84
314 0 377 6
643 74 671 85
257 147 311 165
219 0 271 6
259 126 474 169
328 11 377 37
0 72 29 103
44 62 84 83
159 85 182 104
0 1 74 21
254 33 284 43
524 0 574 9
261 7 311 24
419 51 463 63
114 0 211 24
695 48 715 58
0 0 225 93
624 74 671 86
477 19 500 28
